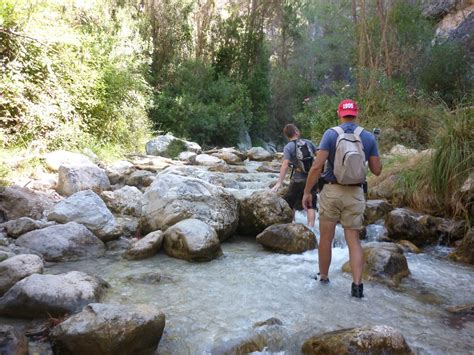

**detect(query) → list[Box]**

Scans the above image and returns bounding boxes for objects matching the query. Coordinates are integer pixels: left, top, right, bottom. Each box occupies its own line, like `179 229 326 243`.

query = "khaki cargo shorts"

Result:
319 184 365 230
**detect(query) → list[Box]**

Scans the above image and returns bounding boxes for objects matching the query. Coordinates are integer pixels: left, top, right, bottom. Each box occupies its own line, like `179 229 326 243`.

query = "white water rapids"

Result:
44 163 473 354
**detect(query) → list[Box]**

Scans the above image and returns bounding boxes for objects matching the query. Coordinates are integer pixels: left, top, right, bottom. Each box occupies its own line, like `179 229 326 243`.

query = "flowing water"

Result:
44 164 473 354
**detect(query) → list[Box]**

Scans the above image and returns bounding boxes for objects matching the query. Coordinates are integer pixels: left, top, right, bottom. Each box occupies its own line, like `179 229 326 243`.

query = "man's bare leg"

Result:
318 219 337 279
344 228 363 284
307 208 315 228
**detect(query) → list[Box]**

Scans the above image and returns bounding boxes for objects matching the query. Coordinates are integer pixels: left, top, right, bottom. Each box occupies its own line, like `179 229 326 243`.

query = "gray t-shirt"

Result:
283 138 318 181
319 122 379 182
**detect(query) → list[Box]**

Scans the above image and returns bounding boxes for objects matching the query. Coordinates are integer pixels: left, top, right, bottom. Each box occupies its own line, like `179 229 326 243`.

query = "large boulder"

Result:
0 254 44 296
145 133 201 156
385 208 434 246
43 150 93 172
449 228 474 265
0 186 56 220
56 164 111 196
0 325 28 355
47 190 119 241
342 242 410 286
15 222 105 262
301 325 413 354
247 147 273 161
256 224 317 254
101 186 143 217
123 231 163 260
163 219 222 262
364 199 393 225
238 191 294 236
141 173 239 241
3 217 51 238
0 271 109 318
50 303 165 355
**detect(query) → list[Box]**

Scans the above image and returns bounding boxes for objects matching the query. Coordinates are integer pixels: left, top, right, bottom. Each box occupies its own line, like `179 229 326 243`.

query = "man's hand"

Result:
302 192 312 210
271 182 281 192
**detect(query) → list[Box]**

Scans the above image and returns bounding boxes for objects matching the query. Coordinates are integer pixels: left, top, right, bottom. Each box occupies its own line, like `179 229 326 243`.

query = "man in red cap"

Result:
302 99 382 298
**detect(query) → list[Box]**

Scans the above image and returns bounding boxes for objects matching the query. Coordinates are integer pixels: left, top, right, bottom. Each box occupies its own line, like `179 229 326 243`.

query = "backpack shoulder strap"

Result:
354 126 364 138
332 126 344 136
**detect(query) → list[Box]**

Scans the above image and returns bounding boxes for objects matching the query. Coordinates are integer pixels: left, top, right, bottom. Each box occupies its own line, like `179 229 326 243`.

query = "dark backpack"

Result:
294 139 314 173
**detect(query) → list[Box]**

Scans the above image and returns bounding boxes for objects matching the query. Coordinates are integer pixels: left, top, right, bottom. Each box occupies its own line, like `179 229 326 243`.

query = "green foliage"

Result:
163 139 187 159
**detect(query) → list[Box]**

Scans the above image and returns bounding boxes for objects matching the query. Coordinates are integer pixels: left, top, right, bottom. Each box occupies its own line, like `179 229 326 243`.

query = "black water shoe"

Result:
320 278 330 284
351 282 364 298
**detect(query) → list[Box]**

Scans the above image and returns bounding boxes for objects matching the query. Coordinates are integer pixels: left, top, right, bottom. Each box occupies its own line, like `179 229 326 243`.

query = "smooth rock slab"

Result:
163 219 222 262
123 231 163 260
15 222 105 262
47 190 119 241
0 271 109 318
0 325 28 355
342 242 410 286
0 254 44 296
301 325 413 354
50 303 165 355
256 224 317 253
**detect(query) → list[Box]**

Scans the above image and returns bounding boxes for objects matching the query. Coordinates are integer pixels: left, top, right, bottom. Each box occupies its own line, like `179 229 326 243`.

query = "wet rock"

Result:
256 161 281 173
163 219 222 262
211 320 287 354
15 222 105 262
141 173 239 241
449 228 474 265
256 224 317 254
0 254 44 296
364 199 393 225
301 325 413 355
342 242 410 286
195 154 226 167
123 271 174 284
238 191 293 236
397 240 421 254
57 164 110 196
446 303 474 315
208 165 249 174
43 150 93 172
123 231 163 260
3 217 51 238
247 147 273 161
0 271 109 318
253 318 283 328
50 303 165 355
47 190 119 241
159 166 230 187
0 325 28 355
0 186 56 221
106 236 133 252
385 208 435 246
126 170 155 189
101 186 142 217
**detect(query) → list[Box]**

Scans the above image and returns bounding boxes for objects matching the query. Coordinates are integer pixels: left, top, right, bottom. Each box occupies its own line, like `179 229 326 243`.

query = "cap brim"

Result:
339 109 358 117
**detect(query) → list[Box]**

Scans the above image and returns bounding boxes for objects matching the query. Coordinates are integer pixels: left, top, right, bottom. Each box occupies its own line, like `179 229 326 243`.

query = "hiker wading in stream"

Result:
271 124 318 229
302 99 382 298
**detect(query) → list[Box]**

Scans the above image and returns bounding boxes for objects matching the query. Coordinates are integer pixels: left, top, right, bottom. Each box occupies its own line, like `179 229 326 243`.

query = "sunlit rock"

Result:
302 325 413 354
0 186 56 221
126 170 155 189
195 154 226 167
3 217 51 238
43 150 93 172
342 242 410 286
50 303 165 355
15 222 105 262
238 191 293 236
123 230 163 260
57 164 111 196
256 223 317 254
0 254 43 296
146 133 201 156
163 219 222 262
101 186 142 217
0 271 109 318
247 147 273 161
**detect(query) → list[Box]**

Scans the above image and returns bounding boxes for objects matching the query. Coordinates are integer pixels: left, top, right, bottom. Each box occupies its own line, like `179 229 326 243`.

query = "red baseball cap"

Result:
338 99 358 117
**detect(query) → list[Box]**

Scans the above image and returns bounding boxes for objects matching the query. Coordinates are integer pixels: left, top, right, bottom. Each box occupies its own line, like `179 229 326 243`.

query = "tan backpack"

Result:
332 126 368 184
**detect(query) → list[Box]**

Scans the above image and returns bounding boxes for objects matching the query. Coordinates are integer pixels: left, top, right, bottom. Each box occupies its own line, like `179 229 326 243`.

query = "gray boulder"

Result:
15 222 105 262
0 271 109 318
47 190 119 241
195 154 225 167
145 133 201 156
141 174 239 241
123 231 163 260
238 191 294 236
0 325 28 355
3 217 51 238
115 215 140 237
126 170 155 189
50 303 165 355
0 186 56 220
385 208 433 246
302 325 413 354
247 147 273 161
57 164 111 196
101 186 142 217
342 242 410 286
256 224 317 254
0 254 44 296
163 219 222 262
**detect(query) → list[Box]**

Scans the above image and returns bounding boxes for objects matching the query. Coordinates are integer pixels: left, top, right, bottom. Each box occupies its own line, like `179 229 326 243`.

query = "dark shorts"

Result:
283 179 318 210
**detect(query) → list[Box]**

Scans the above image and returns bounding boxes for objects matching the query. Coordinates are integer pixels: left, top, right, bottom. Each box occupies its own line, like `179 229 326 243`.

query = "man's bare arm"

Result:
368 156 382 176
271 159 290 191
